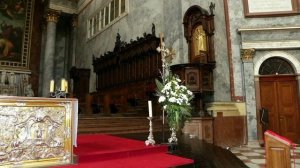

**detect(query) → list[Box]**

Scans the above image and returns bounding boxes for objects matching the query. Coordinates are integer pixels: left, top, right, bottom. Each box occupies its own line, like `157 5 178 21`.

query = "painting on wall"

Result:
185 68 200 91
0 0 34 71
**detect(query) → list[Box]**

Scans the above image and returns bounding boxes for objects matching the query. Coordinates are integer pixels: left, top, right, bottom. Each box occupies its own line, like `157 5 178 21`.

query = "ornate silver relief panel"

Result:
0 97 73 167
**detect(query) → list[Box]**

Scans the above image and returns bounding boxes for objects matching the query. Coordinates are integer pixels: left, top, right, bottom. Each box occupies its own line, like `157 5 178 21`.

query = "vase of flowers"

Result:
156 38 194 144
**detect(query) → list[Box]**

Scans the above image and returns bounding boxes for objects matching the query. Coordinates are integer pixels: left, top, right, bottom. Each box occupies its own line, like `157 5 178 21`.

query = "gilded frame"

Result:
0 0 34 72
243 0 299 17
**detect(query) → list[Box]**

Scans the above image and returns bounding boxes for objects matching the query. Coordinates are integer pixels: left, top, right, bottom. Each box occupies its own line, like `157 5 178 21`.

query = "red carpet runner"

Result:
58 134 194 168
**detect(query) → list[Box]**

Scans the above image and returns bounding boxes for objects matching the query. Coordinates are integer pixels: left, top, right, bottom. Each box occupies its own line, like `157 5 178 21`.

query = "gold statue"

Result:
194 26 207 55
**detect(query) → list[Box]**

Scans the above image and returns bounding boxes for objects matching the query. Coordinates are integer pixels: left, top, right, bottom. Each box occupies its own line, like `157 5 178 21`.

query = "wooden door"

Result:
260 76 299 142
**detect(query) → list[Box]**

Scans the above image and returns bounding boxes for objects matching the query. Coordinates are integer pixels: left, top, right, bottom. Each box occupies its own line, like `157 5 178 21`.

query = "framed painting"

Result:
0 0 34 71
243 0 300 17
185 68 199 91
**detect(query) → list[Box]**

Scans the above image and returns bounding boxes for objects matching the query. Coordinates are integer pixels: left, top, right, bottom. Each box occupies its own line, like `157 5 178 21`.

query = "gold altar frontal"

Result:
0 96 78 167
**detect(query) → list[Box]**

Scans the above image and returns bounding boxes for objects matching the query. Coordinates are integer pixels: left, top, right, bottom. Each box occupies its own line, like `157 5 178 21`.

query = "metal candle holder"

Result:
145 117 155 146
50 89 67 98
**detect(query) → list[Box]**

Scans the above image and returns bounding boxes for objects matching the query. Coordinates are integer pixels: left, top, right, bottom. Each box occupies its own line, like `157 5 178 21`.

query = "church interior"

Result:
0 0 300 167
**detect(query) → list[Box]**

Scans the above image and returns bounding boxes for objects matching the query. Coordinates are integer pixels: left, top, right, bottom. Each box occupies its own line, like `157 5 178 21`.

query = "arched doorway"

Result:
258 57 299 142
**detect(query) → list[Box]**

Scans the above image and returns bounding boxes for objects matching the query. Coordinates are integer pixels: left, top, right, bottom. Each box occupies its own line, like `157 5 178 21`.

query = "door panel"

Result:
260 80 278 132
260 76 299 142
277 80 298 140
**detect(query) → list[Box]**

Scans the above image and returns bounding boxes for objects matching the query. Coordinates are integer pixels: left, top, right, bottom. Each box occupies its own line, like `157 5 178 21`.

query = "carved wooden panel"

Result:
70 67 90 114
171 63 214 92
92 28 161 114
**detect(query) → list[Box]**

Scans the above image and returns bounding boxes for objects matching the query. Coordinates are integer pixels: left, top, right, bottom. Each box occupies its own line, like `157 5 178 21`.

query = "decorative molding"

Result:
49 3 77 14
241 48 255 61
254 51 300 75
241 40 300 49
78 0 93 14
46 9 61 23
206 102 246 117
237 26 300 32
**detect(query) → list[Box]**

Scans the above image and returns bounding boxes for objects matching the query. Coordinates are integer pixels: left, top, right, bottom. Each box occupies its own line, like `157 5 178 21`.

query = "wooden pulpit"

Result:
264 130 295 168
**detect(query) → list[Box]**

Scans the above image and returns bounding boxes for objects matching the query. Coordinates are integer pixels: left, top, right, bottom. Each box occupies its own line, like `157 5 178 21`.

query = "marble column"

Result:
42 10 60 97
241 48 257 141
71 15 77 67
69 14 78 93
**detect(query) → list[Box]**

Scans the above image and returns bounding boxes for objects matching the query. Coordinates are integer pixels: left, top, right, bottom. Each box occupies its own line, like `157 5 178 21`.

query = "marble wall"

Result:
227 0 300 140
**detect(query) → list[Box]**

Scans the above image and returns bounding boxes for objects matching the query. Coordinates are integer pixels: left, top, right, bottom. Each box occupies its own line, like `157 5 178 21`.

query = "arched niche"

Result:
183 5 215 63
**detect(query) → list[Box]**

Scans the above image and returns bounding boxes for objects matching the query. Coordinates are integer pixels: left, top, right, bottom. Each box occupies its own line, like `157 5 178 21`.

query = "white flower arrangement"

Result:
155 39 194 131
155 73 194 131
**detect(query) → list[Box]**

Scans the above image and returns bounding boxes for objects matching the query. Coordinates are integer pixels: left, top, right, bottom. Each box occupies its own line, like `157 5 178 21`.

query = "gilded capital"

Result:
241 48 255 61
46 10 60 23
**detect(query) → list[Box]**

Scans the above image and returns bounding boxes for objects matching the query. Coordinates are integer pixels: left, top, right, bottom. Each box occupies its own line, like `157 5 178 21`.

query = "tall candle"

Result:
50 80 54 92
65 80 68 93
61 78 65 91
148 100 153 117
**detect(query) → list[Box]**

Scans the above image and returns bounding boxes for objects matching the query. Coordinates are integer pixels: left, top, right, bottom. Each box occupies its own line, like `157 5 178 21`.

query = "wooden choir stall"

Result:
91 25 161 116
0 96 78 167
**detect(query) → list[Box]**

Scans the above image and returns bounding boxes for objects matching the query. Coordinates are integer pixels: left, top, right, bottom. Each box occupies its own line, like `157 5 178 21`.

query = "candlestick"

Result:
50 80 54 92
49 79 68 98
148 100 153 117
145 117 155 146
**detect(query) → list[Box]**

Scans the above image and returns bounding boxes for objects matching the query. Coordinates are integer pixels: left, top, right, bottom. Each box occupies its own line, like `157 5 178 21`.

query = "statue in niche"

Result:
25 84 34 97
1 71 6 84
194 25 207 55
8 72 15 85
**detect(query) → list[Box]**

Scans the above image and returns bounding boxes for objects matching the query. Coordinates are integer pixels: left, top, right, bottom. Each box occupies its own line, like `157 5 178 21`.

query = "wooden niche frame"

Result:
183 4 215 64
243 0 300 17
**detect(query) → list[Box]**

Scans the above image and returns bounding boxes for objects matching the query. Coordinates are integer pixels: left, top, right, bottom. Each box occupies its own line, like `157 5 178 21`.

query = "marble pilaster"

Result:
241 49 257 140
71 15 78 67
69 14 78 93
42 10 60 97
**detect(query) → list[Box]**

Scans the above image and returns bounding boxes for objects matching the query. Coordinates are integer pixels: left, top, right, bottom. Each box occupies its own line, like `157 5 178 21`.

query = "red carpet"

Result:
57 134 194 168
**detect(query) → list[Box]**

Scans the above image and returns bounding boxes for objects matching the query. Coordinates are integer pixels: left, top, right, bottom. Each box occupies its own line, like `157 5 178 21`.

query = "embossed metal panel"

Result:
0 97 74 167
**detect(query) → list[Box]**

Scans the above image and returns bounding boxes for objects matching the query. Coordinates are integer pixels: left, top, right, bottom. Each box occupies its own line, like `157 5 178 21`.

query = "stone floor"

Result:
230 141 300 168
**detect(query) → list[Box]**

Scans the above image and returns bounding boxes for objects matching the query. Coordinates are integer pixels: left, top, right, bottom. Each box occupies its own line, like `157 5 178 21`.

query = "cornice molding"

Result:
49 3 77 14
